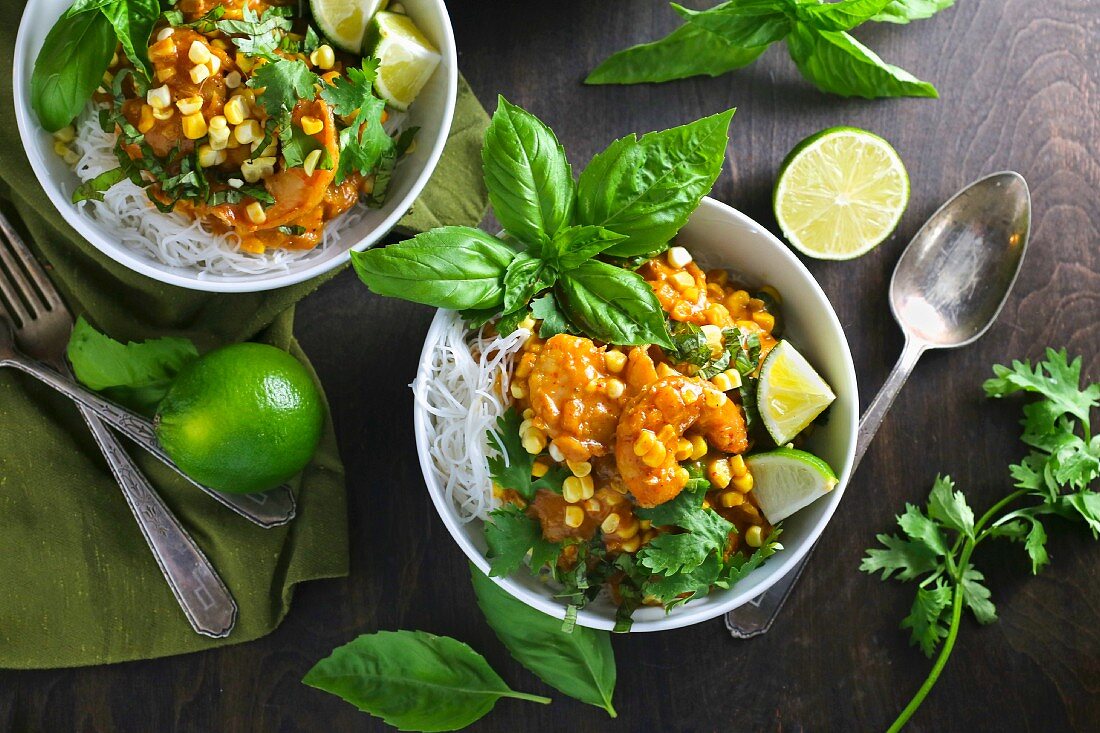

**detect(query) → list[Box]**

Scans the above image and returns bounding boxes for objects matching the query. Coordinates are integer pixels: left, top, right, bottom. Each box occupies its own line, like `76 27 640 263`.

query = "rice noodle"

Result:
412 311 531 522
66 104 399 278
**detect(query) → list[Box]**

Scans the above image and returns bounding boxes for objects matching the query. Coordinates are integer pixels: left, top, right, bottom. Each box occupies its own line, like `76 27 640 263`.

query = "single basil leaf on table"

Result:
470 565 618 718
549 225 627 271
556 260 673 348
350 227 517 311
674 0 793 48
789 0 895 32
872 0 956 23
585 11 767 85
31 8 117 132
98 0 161 80
785 25 937 99
482 96 574 251
502 251 556 315
66 316 199 414
302 630 551 732
575 108 735 257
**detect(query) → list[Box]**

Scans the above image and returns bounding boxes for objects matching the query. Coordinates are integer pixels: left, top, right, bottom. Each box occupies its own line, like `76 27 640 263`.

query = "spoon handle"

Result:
724 337 926 639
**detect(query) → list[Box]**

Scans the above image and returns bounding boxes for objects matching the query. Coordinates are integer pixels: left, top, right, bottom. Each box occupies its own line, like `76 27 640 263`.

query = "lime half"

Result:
364 11 442 111
311 0 388 53
774 126 909 260
757 340 836 446
746 448 838 523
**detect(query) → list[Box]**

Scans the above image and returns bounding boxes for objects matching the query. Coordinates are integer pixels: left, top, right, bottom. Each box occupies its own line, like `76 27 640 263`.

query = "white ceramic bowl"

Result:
415 196 859 632
13 0 457 293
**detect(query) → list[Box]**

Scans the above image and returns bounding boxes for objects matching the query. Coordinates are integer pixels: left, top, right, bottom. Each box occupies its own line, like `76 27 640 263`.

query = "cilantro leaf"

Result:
530 294 576 339
900 580 952 657
249 58 320 120
635 489 734 576
897 504 949 557
860 532 942 581
984 349 1099 428
1023 518 1050 574
486 408 535 499
960 566 996 624
484 504 558 577
320 59 396 183
718 527 782 587
644 553 722 608
927 475 975 538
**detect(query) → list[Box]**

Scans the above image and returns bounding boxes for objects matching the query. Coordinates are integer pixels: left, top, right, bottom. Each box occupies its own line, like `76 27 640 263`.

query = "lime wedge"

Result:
311 0 388 53
745 448 838 523
757 340 835 446
364 11 442 111
773 126 909 260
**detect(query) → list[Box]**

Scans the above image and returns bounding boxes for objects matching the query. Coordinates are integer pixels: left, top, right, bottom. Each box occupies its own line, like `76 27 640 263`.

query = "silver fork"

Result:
0 217 238 637
0 218 296 528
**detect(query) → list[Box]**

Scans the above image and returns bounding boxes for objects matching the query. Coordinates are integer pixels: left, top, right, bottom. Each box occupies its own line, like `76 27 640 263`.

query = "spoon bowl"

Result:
890 171 1031 349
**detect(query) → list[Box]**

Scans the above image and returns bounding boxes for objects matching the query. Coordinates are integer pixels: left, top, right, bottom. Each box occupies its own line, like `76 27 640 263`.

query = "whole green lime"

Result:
155 343 324 494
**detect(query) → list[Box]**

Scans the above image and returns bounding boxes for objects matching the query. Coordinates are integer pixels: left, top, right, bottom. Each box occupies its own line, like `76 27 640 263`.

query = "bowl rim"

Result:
414 195 859 632
12 0 458 293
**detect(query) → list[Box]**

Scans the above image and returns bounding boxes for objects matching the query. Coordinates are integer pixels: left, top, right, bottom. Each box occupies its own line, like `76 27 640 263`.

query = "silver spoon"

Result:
725 170 1032 638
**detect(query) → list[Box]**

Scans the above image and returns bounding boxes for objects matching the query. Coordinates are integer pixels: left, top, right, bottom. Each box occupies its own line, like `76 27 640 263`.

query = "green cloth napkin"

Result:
0 3 489 669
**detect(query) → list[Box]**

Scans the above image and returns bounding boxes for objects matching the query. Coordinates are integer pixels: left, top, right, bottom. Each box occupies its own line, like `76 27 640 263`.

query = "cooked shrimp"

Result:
527 335 626 462
615 376 748 507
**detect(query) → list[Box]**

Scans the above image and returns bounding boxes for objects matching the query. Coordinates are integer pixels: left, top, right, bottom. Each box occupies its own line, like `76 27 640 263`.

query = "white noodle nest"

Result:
412 311 531 523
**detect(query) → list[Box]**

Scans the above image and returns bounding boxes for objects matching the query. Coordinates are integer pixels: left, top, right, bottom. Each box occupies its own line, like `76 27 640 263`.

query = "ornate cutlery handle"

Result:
726 339 926 638
0 354 296 527
73 392 238 637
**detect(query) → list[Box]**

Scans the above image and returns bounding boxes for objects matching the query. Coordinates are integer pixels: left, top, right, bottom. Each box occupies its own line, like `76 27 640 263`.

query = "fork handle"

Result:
72 393 238 637
0 355 296 527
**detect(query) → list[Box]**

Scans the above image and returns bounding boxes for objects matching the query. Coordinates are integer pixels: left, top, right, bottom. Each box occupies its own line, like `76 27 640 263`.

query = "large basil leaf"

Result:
66 316 198 415
675 0 792 48
31 8 117 131
471 566 618 718
556 260 672 347
790 0 895 32
872 0 956 23
482 96 574 250
550 225 627 271
502 251 555 314
575 109 734 256
351 227 517 311
99 0 160 79
786 25 937 99
585 20 766 85
302 630 551 731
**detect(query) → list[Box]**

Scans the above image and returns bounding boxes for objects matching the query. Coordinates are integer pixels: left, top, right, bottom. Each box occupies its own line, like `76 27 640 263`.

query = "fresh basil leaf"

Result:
674 0 792 48
791 0 895 32
31 8 117 132
530 294 576 338
351 227 517 311
786 25 937 99
872 0 956 23
550 226 628 271
471 566 618 718
502 252 555 314
575 109 734 256
586 12 766 84
302 630 550 731
99 0 160 80
556 260 672 348
66 316 199 414
72 167 127 203
483 96 574 250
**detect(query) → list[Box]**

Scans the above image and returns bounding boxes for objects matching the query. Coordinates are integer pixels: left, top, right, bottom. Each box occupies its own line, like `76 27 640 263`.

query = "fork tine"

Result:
0 213 64 311
0 244 33 328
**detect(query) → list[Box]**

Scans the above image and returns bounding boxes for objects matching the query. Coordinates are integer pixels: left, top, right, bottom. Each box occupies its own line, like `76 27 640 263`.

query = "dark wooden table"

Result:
4 1 1099 731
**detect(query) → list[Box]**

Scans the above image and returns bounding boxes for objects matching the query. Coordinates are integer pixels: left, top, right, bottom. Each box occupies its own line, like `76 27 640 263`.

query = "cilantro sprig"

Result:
862 349 1099 731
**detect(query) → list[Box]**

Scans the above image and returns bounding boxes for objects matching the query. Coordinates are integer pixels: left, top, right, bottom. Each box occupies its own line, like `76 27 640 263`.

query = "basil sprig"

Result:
352 98 734 347
587 0 948 100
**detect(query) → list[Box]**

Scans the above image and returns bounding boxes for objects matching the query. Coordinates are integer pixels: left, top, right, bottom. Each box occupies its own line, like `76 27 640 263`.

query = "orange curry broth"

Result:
107 0 376 253
499 250 779 590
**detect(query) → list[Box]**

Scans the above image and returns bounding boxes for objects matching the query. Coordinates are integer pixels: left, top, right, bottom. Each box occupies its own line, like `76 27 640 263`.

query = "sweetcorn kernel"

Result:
300 116 324 135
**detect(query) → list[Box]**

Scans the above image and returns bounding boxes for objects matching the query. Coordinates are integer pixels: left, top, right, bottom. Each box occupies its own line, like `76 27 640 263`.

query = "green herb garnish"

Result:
302 630 551 731
588 0 951 100
352 98 733 347
862 350 1099 731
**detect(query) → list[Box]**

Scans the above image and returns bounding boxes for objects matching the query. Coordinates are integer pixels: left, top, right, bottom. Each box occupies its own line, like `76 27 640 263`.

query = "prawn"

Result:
615 376 748 507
